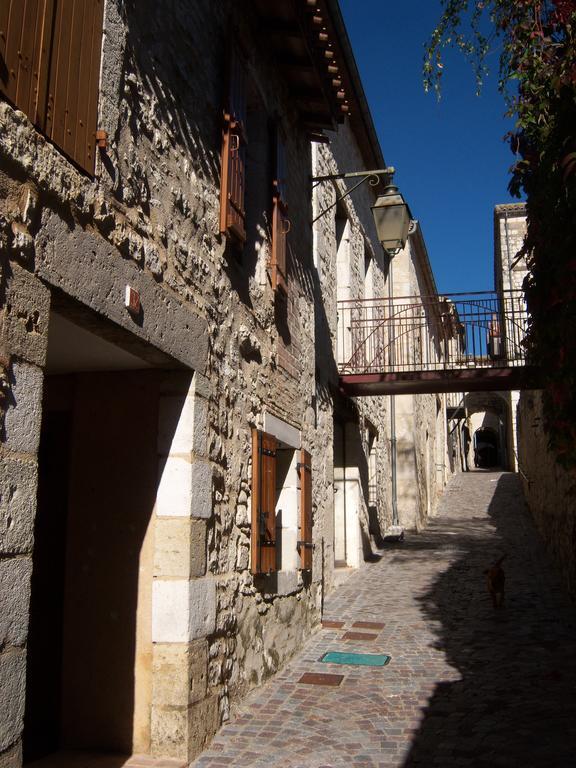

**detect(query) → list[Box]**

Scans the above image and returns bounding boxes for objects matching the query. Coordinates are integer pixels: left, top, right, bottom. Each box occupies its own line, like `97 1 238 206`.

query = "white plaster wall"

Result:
276 451 299 573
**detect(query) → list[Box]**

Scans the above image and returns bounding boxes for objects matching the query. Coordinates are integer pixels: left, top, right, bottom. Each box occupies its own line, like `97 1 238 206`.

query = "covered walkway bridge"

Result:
337 290 542 396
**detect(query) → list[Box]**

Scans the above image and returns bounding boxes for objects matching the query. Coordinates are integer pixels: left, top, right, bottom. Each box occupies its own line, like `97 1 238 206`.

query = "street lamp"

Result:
311 167 412 256
371 184 412 256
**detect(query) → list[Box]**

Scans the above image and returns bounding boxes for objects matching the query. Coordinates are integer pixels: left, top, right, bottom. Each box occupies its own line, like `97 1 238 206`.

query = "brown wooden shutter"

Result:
45 0 104 174
0 0 53 125
0 0 103 176
251 429 277 574
220 47 247 244
270 127 289 293
298 449 313 571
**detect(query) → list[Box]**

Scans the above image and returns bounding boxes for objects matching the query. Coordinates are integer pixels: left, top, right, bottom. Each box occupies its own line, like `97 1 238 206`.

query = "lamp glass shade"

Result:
371 191 411 253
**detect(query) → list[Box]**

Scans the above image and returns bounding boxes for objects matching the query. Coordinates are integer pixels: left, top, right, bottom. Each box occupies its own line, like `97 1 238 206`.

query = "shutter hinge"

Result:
297 462 311 472
297 541 314 549
262 448 276 457
95 129 108 149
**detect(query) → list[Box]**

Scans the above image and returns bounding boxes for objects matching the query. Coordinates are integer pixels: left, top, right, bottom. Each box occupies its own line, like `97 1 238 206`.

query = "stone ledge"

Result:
35 210 208 373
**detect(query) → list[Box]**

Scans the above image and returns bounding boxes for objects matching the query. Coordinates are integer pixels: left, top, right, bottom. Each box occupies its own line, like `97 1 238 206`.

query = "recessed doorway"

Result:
24 312 160 764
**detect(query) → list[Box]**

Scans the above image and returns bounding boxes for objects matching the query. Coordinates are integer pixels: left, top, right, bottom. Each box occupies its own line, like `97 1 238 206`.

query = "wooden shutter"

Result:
298 449 313 571
220 47 247 244
251 429 277 574
45 0 104 174
0 0 53 125
0 0 104 176
270 127 289 293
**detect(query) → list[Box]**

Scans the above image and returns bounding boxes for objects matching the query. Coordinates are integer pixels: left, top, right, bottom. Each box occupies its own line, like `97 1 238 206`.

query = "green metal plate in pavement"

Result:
321 651 391 667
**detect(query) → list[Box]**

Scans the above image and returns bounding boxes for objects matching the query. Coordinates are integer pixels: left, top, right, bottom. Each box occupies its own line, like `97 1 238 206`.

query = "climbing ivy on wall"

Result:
424 0 576 468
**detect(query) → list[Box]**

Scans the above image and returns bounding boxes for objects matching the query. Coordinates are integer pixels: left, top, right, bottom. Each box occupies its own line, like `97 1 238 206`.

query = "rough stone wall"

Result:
0 142 49 766
0 0 328 761
496 208 576 598
517 391 576 599
494 205 528 472
0 167 50 767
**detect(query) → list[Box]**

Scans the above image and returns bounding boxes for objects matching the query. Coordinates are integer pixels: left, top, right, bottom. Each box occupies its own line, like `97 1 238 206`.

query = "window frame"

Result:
251 428 313 576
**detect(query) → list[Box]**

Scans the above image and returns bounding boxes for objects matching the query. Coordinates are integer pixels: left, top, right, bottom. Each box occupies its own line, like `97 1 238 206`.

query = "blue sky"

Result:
339 0 520 294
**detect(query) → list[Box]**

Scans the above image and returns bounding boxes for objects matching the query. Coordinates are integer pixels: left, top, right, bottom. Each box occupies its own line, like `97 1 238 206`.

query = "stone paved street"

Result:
190 472 576 768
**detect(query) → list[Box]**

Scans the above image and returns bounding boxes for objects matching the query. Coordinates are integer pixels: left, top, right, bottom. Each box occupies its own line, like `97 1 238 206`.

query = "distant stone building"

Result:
0 1 452 766
494 202 529 469
501 206 576 600
386 223 451 530
441 205 529 480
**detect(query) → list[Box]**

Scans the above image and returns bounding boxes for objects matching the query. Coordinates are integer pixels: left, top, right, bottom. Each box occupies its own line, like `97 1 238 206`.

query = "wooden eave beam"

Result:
252 0 350 126
260 19 302 37
299 111 336 130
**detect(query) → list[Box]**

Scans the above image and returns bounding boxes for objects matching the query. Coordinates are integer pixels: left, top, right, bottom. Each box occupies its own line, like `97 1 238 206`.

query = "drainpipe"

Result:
390 399 398 525
503 210 519 471
388 254 399 526
342 423 348 561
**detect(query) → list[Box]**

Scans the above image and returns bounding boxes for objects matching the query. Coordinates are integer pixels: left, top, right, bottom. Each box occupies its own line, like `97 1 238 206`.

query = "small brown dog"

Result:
485 554 506 608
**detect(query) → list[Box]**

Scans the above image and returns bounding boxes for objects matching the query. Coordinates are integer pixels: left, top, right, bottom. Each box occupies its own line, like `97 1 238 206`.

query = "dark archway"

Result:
474 426 500 468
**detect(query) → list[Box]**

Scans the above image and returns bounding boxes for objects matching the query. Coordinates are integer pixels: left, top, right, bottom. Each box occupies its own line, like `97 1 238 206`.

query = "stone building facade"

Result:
311 124 392 571
494 202 529 470
0 1 452 766
517 392 576 599
385 223 450 530
496 204 576 600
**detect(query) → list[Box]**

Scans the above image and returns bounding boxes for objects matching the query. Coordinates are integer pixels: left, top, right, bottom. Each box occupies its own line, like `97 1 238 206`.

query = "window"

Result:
219 46 248 244
335 204 352 366
298 448 313 571
270 126 289 294
0 0 104 175
364 240 374 301
220 48 247 244
366 424 377 508
220 49 291 293
250 428 312 575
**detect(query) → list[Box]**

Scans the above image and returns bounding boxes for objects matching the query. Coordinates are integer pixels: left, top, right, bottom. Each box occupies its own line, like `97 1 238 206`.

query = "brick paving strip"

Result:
190 472 576 768
341 631 378 641
298 672 345 686
127 758 187 768
352 621 385 630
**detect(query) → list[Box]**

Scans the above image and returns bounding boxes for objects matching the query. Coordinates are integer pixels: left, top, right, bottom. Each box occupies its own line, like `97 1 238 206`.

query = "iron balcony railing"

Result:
337 290 528 375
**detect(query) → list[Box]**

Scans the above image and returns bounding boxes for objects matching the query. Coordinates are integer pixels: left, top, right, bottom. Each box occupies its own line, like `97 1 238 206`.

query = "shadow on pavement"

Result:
400 473 576 768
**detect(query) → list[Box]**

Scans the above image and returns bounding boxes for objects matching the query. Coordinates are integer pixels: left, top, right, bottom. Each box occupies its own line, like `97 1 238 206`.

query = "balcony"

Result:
337 290 542 395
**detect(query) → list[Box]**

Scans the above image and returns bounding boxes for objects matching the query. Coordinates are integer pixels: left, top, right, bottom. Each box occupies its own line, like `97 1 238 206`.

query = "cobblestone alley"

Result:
191 471 576 768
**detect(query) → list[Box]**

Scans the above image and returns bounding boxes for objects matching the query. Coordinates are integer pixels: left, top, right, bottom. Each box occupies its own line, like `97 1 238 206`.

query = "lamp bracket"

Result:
310 166 395 225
